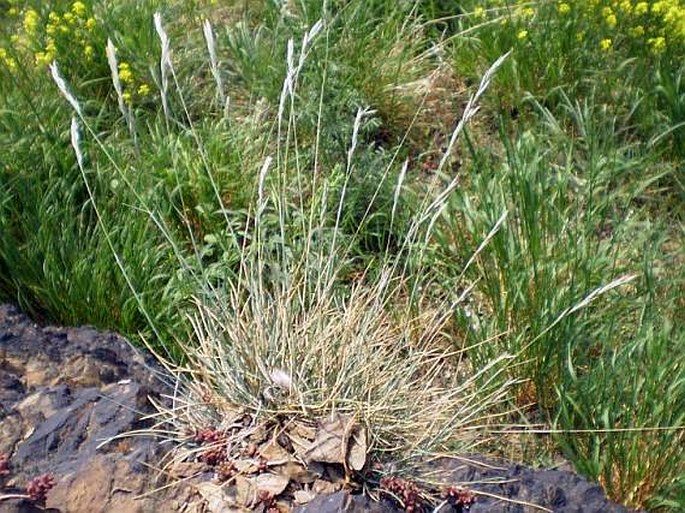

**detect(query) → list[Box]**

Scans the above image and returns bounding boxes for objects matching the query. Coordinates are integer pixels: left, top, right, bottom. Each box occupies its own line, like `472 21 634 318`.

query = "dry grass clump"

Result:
150 266 516 470
51 9 516 488
132 23 516 472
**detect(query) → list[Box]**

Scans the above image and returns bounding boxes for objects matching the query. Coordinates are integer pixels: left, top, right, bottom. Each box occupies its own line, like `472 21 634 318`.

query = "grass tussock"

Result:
54 11 520 472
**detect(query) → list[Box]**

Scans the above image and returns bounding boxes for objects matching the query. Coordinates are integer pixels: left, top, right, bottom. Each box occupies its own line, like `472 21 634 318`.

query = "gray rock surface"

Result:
426 456 642 513
0 303 192 513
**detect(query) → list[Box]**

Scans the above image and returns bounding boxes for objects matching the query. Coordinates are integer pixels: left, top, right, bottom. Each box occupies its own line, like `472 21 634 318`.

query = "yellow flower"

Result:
629 25 645 37
557 2 571 15
63 12 76 25
84 45 94 60
652 2 666 15
118 62 133 84
520 7 535 18
618 0 632 12
71 1 87 17
600 38 612 50
35 51 53 67
635 2 649 15
648 36 667 52
85 17 96 31
8 7 18 16
517 29 529 40
23 9 40 35
122 91 132 104
474 6 485 18
0 48 18 71
605 13 617 28
45 38 57 55
5 57 18 71
137 83 151 96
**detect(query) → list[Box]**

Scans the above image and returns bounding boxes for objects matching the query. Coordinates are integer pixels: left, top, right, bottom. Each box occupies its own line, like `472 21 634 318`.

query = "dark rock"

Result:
294 492 399 513
426 455 642 513
0 304 187 513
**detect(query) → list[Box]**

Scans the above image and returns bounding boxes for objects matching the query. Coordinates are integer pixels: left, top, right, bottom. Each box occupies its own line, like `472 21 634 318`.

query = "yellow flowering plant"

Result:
457 0 684 62
557 0 685 55
3 2 102 72
449 0 685 103
1 1 154 108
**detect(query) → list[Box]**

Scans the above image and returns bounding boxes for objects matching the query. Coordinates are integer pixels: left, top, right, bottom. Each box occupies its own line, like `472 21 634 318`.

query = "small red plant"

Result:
0 454 9 477
194 427 229 466
380 476 422 513
194 427 225 444
26 474 55 504
257 456 269 474
198 445 228 466
216 460 237 482
258 490 279 513
442 484 476 509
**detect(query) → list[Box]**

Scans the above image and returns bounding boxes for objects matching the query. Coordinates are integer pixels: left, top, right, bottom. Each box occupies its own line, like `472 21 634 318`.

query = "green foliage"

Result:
555 256 685 511
432 90 683 510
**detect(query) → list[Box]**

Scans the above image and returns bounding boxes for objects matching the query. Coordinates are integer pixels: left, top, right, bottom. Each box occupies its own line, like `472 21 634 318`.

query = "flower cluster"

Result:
379 476 422 513
0 48 18 72
569 0 685 54
192 427 231 466
467 0 685 56
2 2 152 105
442 485 477 509
25 474 56 504
8 2 100 68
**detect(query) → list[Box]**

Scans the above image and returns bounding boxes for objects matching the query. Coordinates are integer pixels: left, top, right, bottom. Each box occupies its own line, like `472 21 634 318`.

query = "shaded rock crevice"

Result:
0 303 180 513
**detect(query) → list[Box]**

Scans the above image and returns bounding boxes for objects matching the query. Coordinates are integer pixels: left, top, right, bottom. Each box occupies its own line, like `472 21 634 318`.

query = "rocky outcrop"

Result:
0 304 642 513
0 303 192 512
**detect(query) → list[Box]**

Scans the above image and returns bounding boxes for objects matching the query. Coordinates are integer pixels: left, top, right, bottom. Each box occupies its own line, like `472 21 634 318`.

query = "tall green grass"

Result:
431 81 684 512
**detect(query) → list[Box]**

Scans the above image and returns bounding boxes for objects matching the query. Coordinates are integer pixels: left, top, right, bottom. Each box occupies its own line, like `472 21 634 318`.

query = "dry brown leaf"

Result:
234 459 258 474
289 420 317 440
233 473 289 508
259 439 292 463
312 478 341 495
346 424 367 471
304 413 356 465
253 473 290 496
248 424 269 445
194 482 238 513
293 489 317 505
234 475 257 508
275 461 319 484
287 432 313 460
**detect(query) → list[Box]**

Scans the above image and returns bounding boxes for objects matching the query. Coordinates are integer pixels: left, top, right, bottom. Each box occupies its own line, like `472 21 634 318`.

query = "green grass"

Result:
1 1 684 511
